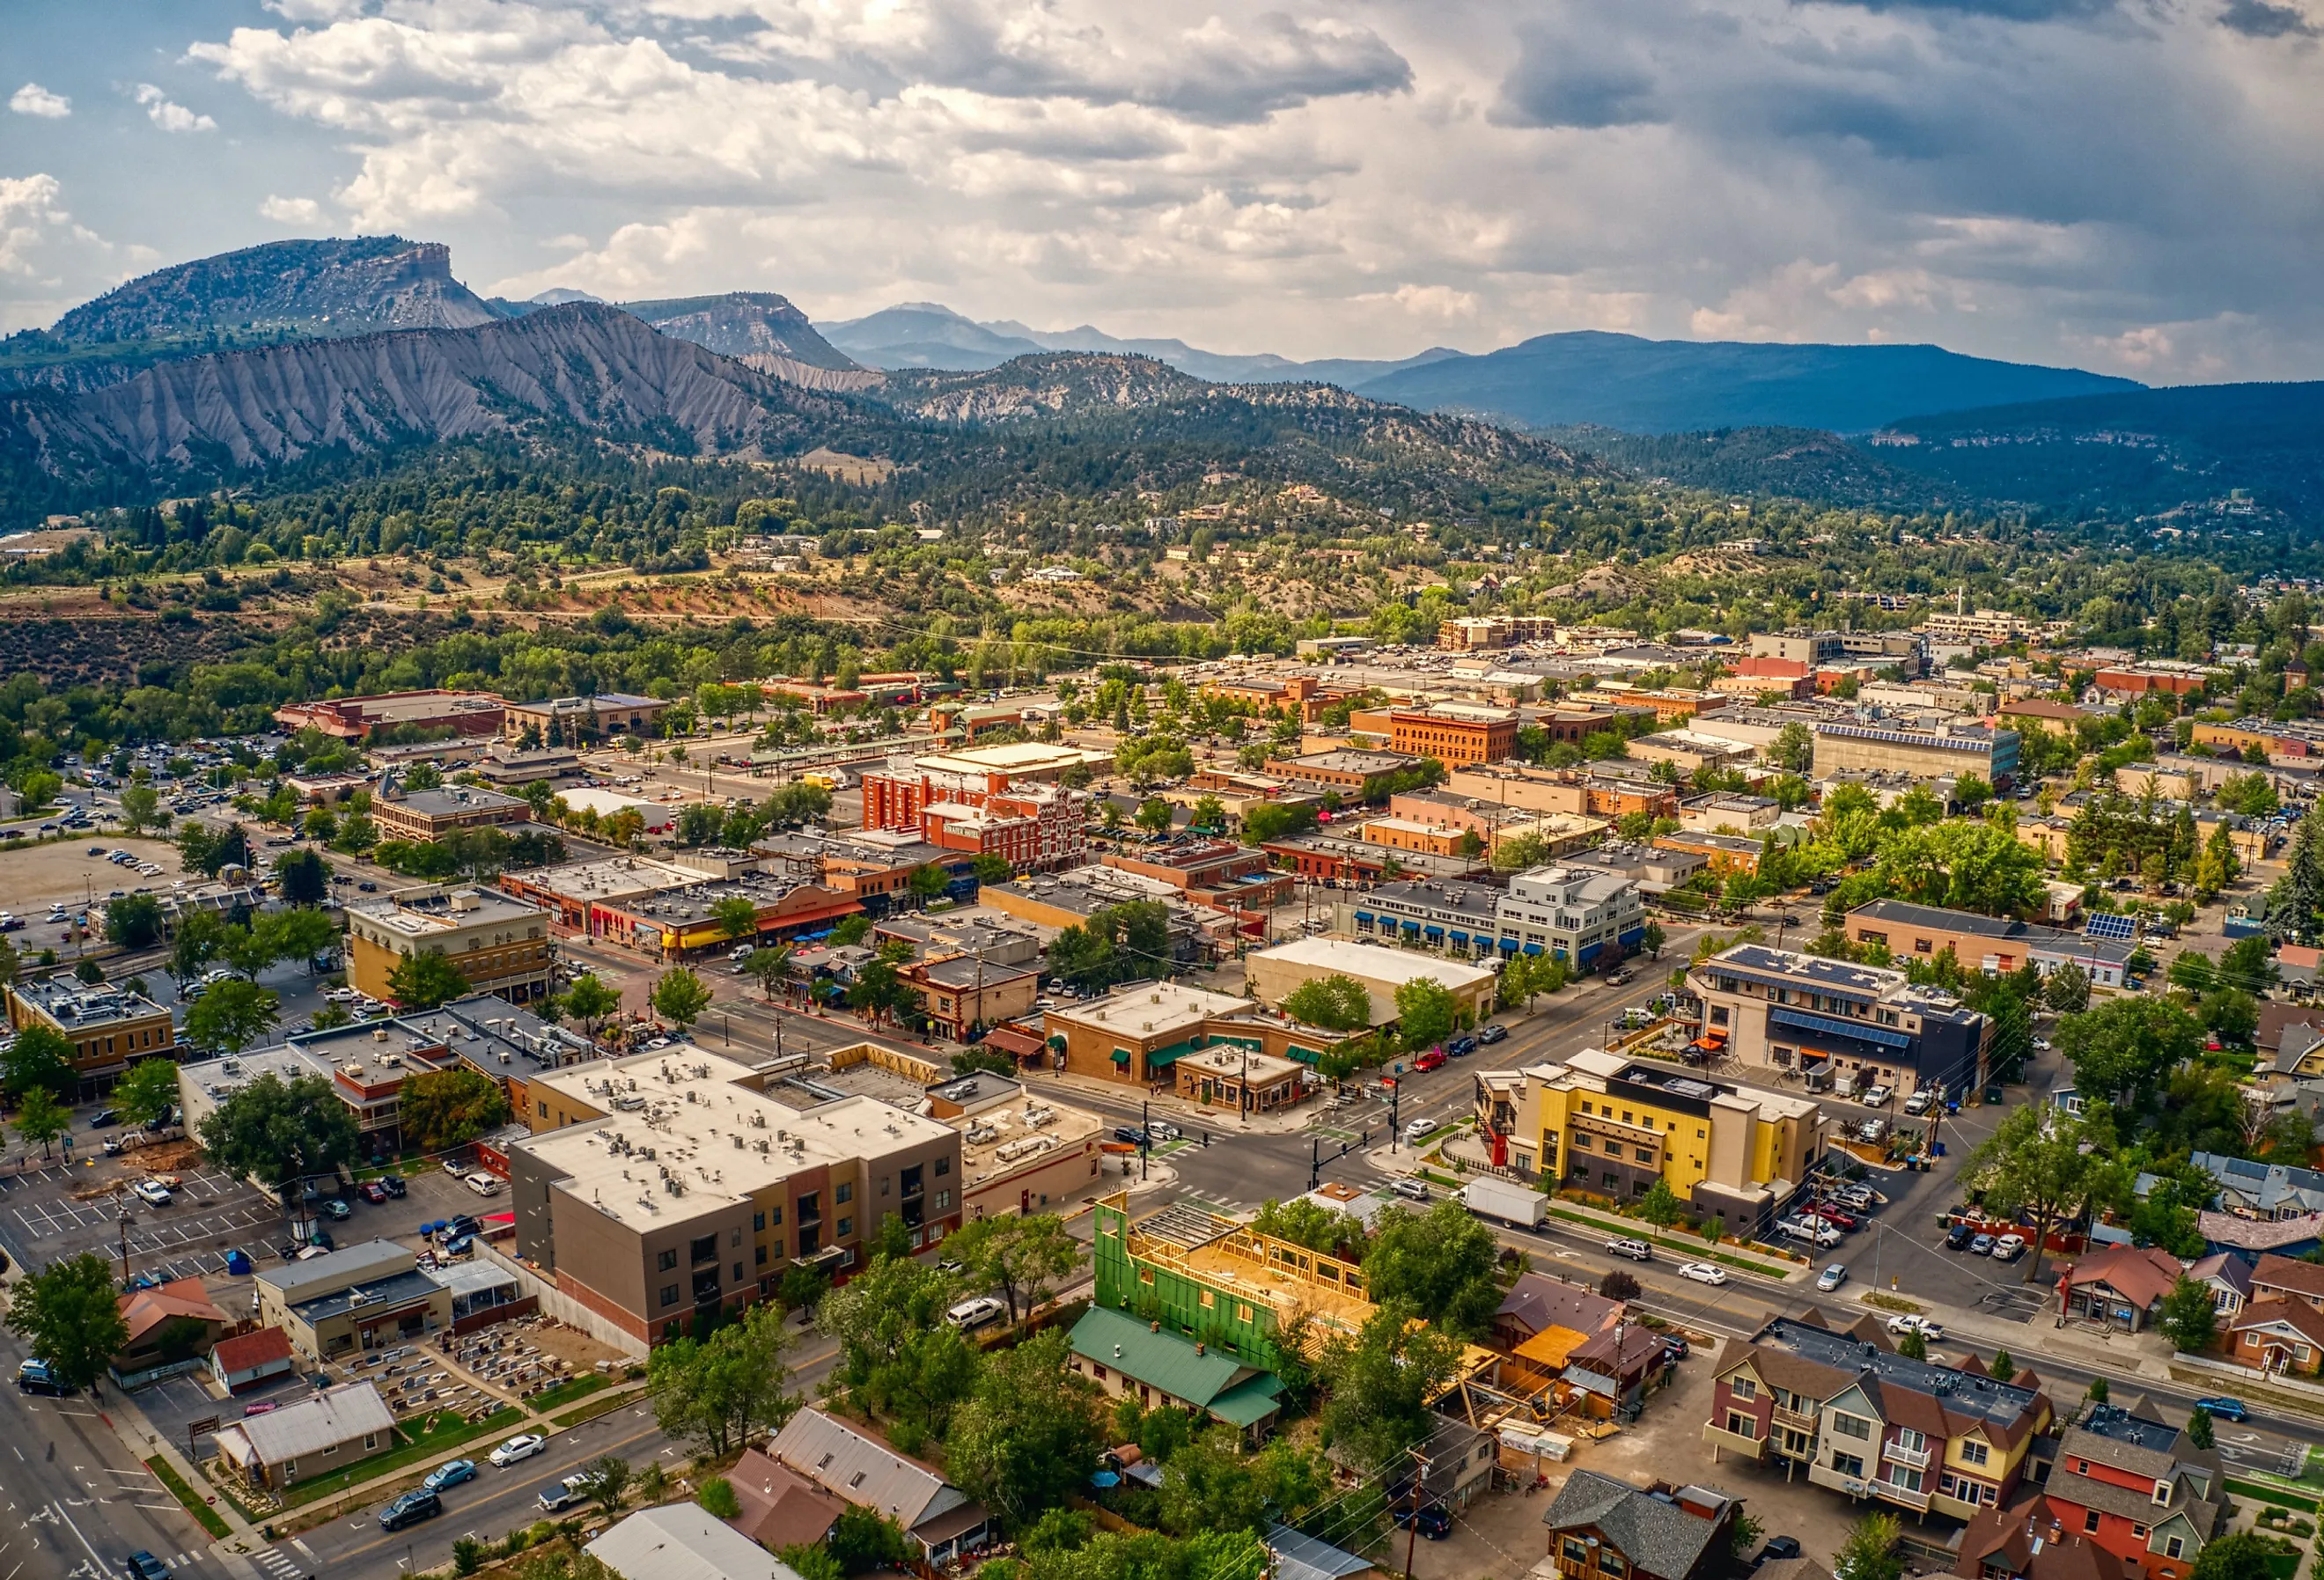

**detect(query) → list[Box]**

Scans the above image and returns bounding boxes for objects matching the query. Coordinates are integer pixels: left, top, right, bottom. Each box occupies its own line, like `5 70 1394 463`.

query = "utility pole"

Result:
1402 1445 1434 1580
116 1191 135 1285
1389 1078 1402 1152
1140 1099 1150 1182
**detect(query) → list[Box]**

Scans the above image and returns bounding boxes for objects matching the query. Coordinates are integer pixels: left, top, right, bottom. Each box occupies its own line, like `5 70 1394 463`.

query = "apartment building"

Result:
5 977 176 1097
1703 1316 2052 1523
2093 662 2216 699
1438 614 1560 651
1812 718 2021 785
1922 607 2033 646
1200 673 1326 721
1386 790 1609 859
346 886 555 1006
2031 1404 2222 1580
919 783 1088 872
1382 702 1520 766
511 1048 962 1343
1474 1048 1826 1231
501 692 671 744
1567 840 1709 894
371 783 533 843
861 740 1105 830
1686 944 1991 1099
1846 899 2134 988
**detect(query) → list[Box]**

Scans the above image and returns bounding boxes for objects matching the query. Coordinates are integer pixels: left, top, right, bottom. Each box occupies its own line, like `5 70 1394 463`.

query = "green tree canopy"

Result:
2056 996 2203 1113
645 1299 799 1456
945 1327 1107 1532
944 1212 1081 1324
112 1058 181 1128
2 1022 77 1099
185 977 280 1055
1363 1201 1504 1338
650 966 714 1030
559 972 623 1036
1966 1106 2127 1284
387 948 471 1010
196 1070 358 1195
4 1253 129 1393
2159 1276 2221 1354
104 893 166 950
401 1068 513 1151
1320 1300 1465 1471
1279 973 1374 1033
1392 975 1460 1048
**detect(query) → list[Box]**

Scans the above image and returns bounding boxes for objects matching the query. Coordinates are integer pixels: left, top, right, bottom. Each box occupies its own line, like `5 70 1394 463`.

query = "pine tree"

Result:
2270 812 2324 944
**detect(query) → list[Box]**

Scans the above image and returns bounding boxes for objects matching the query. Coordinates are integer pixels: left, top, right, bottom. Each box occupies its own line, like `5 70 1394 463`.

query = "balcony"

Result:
1872 1477 1933 1513
1771 1404 1820 1434
1886 1442 1932 1472
1701 1421 1766 1461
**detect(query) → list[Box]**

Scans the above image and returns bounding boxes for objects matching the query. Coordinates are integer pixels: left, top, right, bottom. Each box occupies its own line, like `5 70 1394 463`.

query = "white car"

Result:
1816 1263 1849 1291
1991 1233 2027 1261
945 1297 1005 1331
1402 1118 1432 1144
1886 1312 1946 1341
1861 1085 1894 1107
1677 1261 1728 1286
133 1179 173 1206
1902 1091 1932 1116
489 1433 547 1466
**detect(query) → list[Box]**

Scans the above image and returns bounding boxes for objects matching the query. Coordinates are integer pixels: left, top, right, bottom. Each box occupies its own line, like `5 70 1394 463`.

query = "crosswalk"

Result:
250 1544 306 1580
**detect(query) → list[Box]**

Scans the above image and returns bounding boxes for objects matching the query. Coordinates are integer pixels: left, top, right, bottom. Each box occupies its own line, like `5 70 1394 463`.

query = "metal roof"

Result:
233 1381 394 1465
1069 1305 1275 1412
586 1503 807 1580
769 1408 966 1533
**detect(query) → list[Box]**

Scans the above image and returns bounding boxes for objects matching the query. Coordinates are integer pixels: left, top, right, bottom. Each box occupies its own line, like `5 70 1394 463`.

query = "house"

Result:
211 1381 396 1490
210 1326 298 1394
587 1503 807 1580
2195 1153 2324 1220
2195 1212 2323 1260
2250 1252 2324 1309
1067 1304 1284 1439
114 1277 230 1382
1493 1274 1625 1355
2186 1253 2255 1318
1268 1522 1380 1580
2036 1402 2222 1580
1956 1493 2125 1580
768 1407 990 1565
2227 1297 2324 1375
719 1448 848 1553
1389 1415 1498 1515
1541 1471 1737 1580
2057 1245 2185 1332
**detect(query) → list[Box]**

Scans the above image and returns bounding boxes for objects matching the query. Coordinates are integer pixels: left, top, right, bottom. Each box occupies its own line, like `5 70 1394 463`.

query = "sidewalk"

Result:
104 1379 269 1554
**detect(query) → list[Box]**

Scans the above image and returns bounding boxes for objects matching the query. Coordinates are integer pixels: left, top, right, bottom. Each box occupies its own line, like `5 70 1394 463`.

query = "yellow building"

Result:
1474 1047 1829 1235
345 886 555 1007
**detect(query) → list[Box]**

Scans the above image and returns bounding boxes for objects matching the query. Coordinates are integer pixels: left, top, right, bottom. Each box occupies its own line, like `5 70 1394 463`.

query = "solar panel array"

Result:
2085 912 2137 941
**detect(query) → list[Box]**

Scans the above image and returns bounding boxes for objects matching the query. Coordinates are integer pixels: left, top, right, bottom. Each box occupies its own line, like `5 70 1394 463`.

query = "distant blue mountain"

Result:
1354 330 2143 435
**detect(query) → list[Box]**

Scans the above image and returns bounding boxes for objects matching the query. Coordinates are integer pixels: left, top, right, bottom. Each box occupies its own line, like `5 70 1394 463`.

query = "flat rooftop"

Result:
11 978 166 1028
386 786 529 818
911 740 1107 775
1762 1317 2044 1428
955 1095 1102 1194
1048 982 1258 1041
348 886 544 940
523 1048 954 1229
1275 750 1415 774
1252 935 1497 989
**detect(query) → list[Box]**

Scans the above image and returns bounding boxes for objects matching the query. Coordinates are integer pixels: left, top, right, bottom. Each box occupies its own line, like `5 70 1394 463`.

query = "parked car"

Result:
1969 1233 1997 1255
1761 1538 1804 1562
1605 1237 1653 1262
945 1297 1006 1331
321 1197 352 1219
1413 1049 1448 1072
1445 1036 1478 1057
1991 1233 2027 1261
381 1175 408 1198
1945 1222 1977 1250
1886 1313 1946 1341
1677 1261 1727 1286
361 1180 389 1204
132 1180 173 1207
1902 1091 1933 1116
538 1475 592 1513
1390 1179 1430 1202
1110 1126 1149 1147
1391 1504 1452 1540
1808 1205 1859 1231
423 1459 477 1493
489 1434 547 1467
16 1358 74 1396
1477 1024 1509 1044
2194 1396 2249 1422
465 1173 502 1197
379 1489 443 1531
1815 1263 1849 1292
1779 1217 1842 1248
88 1109 120 1129
1403 1118 1433 1144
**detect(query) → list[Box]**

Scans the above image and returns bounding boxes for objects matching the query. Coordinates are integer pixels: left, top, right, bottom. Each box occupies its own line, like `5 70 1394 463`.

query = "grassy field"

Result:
283 1407 526 1508
526 1374 608 1413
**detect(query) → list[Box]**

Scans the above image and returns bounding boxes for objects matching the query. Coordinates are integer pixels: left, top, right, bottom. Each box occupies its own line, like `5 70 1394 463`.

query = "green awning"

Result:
1110 1048 1131 1065
1144 1047 1185 1069
1207 1373 1287 1428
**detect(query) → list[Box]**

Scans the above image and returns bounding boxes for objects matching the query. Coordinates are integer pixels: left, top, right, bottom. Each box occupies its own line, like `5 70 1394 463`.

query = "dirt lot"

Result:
0 833 189 915
1430 1337 1878 1580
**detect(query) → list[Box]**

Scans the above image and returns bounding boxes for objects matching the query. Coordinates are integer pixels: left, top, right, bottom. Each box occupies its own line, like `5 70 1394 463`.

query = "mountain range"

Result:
1 235 2317 529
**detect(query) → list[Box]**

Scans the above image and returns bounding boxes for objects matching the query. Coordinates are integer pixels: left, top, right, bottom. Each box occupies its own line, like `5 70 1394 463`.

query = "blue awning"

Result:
1354 912 1375 925
1500 938 1521 952
1449 930 1468 944
1423 925 1445 937
1401 921 1421 932
1769 1007 1913 1049
1522 942 1545 955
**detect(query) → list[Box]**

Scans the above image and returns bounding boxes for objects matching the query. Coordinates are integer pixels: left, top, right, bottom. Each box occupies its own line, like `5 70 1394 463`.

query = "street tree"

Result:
388 948 471 1010
1393 975 1461 1050
169 910 226 986
197 1071 359 1211
2055 996 2203 1113
651 966 716 1031
1638 1177 1683 1227
4 1253 129 1393
1363 1200 1503 1339
1136 797 1175 837
112 1058 181 1128
104 893 166 950
258 907 340 973
746 944 793 1002
12 1088 70 1159
185 978 280 1055
908 863 951 908
945 1213 1081 1324
575 1454 633 1514
847 950 916 1027
274 848 332 907
819 1253 979 1453
945 1327 1109 1530
1319 1300 1465 1472
559 973 622 1040
710 895 760 951
119 784 163 834
1966 1106 2125 1284
2 1022 77 1098
645 1299 799 1456
2159 1276 2221 1354
1279 974 1374 1033
401 1069 512 1151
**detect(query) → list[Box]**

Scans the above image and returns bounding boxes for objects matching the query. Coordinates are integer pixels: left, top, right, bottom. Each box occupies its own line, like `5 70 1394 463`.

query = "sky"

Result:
4 0 2321 383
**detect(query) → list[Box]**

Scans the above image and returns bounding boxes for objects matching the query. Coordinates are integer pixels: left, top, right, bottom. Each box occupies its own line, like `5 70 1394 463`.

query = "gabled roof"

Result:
1953 1494 2117 1580
2057 1244 2182 1310
2232 1293 2324 1349
1069 1305 1278 1415
1267 1522 1376 1580
769 1407 967 1533
2199 1215 2320 1253
232 1380 393 1463
2253 1253 2324 1301
586 1503 806 1580
210 1326 294 1375
1497 1274 1623 1341
2188 1253 2256 1296
1541 1470 1724 1580
120 1277 227 1345
723 1449 846 1553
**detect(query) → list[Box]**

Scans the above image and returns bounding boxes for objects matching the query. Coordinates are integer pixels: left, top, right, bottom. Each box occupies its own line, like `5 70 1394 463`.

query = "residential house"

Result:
1493 1274 1625 1355
587 1503 807 1580
767 1407 990 1565
114 1277 230 1383
1703 1316 2052 1522
210 1326 298 1394
2195 1213 2321 1260
1956 1494 2129 1580
2194 1153 2324 1221
2186 1253 2255 1318
717 1447 848 1553
211 1381 396 1490
2036 1403 2222 1580
2058 1245 2185 1333
1067 1304 1285 1440
2226 1297 2324 1375
2247 1253 2324 1310
1390 1415 1497 1516
1541 1471 1737 1580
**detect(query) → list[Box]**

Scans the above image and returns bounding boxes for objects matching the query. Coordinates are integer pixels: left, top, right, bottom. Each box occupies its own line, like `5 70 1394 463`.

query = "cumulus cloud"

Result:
11 83 71 118
135 83 217 132
259 195 327 224
33 0 2298 381
0 174 154 331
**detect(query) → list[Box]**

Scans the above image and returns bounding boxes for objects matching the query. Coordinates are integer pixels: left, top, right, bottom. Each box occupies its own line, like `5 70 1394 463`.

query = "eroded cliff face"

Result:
16 305 843 474
52 238 504 344
621 293 862 372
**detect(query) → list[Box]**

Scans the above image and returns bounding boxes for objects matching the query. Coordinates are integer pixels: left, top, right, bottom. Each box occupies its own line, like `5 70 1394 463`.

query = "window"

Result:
1894 1429 1927 1453
1889 1466 1923 1493
1573 1135 1592 1151
1832 1452 1864 1478
1238 1303 1254 1321
1726 1413 1758 1441
937 1189 952 1209
769 1206 783 1226
2085 1512 2101 1535
838 1216 853 1238
756 1246 768 1266
1730 1377 1757 1401
1600 1554 1628 1577
364 1433 379 1450
691 1234 718 1266
1635 1148 1654 1163
2134 1527 2149 1540
1563 1540 1590 1564
658 1248 678 1272
660 1284 680 1307
1200 1290 1215 1307
2166 1539 2186 1560
731 1227 744 1248
2152 1481 2173 1507
1960 1440 1990 1467
754 1211 766 1232
1832 1413 1872 1440
835 1181 853 1205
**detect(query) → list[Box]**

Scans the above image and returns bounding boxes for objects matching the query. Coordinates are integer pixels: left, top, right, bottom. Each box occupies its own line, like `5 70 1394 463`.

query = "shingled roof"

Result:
1541 1471 1726 1580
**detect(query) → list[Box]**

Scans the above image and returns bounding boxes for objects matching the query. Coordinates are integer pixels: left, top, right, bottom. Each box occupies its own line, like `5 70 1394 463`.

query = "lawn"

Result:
147 1456 233 1538
554 1389 636 1429
526 1374 608 1413
282 1406 526 1507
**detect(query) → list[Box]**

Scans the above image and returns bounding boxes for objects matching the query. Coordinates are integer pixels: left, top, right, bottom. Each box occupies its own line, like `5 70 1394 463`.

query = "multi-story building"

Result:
1541 1472 1738 1580
346 886 555 1006
1102 838 1294 910
900 954 1039 1040
511 1048 963 1343
1042 981 1354 1090
2190 717 2324 761
1686 944 1991 1099
500 692 671 745
1497 864 1647 968
1336 878 1504 959
1627 731 1757 776
919 783 1086 871
1600 687 1730 724
1200 673 1325 721
977 868 1223 963
496 856 864 959
2092 662 2216 699
1566 840 1708 894
370 783 533 843
1922 607 2033 646
1998 697 2091 738
1749 630 1924 674
1246 936 1499 1029
1383 702 1519 766
1438 614 1561 651
4 977 176 1097
1263 748 1423 799
273 689 504 742
1474 1048 1828 1231
1385 790 1609 860
923 1072 1105 1223
1845 899 2134 988
1653 830 1764 877
1517 701 1664 747
1703 1316 2051 1523
2030 1403 2222 1580
860 741 1099 871
1812 718 2021 786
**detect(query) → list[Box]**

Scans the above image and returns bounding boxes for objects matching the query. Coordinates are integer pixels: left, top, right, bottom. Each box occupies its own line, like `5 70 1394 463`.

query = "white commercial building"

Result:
1244 936 1499 1027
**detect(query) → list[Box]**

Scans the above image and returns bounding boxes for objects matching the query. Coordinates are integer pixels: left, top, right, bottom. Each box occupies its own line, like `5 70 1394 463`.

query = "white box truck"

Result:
1461 1177 1548 1230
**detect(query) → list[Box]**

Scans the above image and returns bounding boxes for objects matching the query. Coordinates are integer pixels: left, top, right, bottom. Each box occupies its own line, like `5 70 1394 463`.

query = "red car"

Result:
361 1180 389 1204
1809 1205 1860 1231
1414 1049 1448 1072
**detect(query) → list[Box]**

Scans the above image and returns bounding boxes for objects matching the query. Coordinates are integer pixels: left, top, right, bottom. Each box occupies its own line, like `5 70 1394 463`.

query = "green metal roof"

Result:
1069 1305 1277 1415
1206 1372 1286 1427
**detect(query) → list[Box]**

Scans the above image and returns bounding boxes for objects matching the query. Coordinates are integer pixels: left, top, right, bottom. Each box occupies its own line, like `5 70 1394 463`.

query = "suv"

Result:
1945 1221 1977 1250
945 1297 1007 1331
1604 1238 1653 1262
379 1489 443 1532
16 1359 73 1396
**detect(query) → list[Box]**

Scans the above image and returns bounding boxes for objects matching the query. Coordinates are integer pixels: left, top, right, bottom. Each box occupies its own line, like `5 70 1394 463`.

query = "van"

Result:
464 1172 502 1197
945 1297 1006 1332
